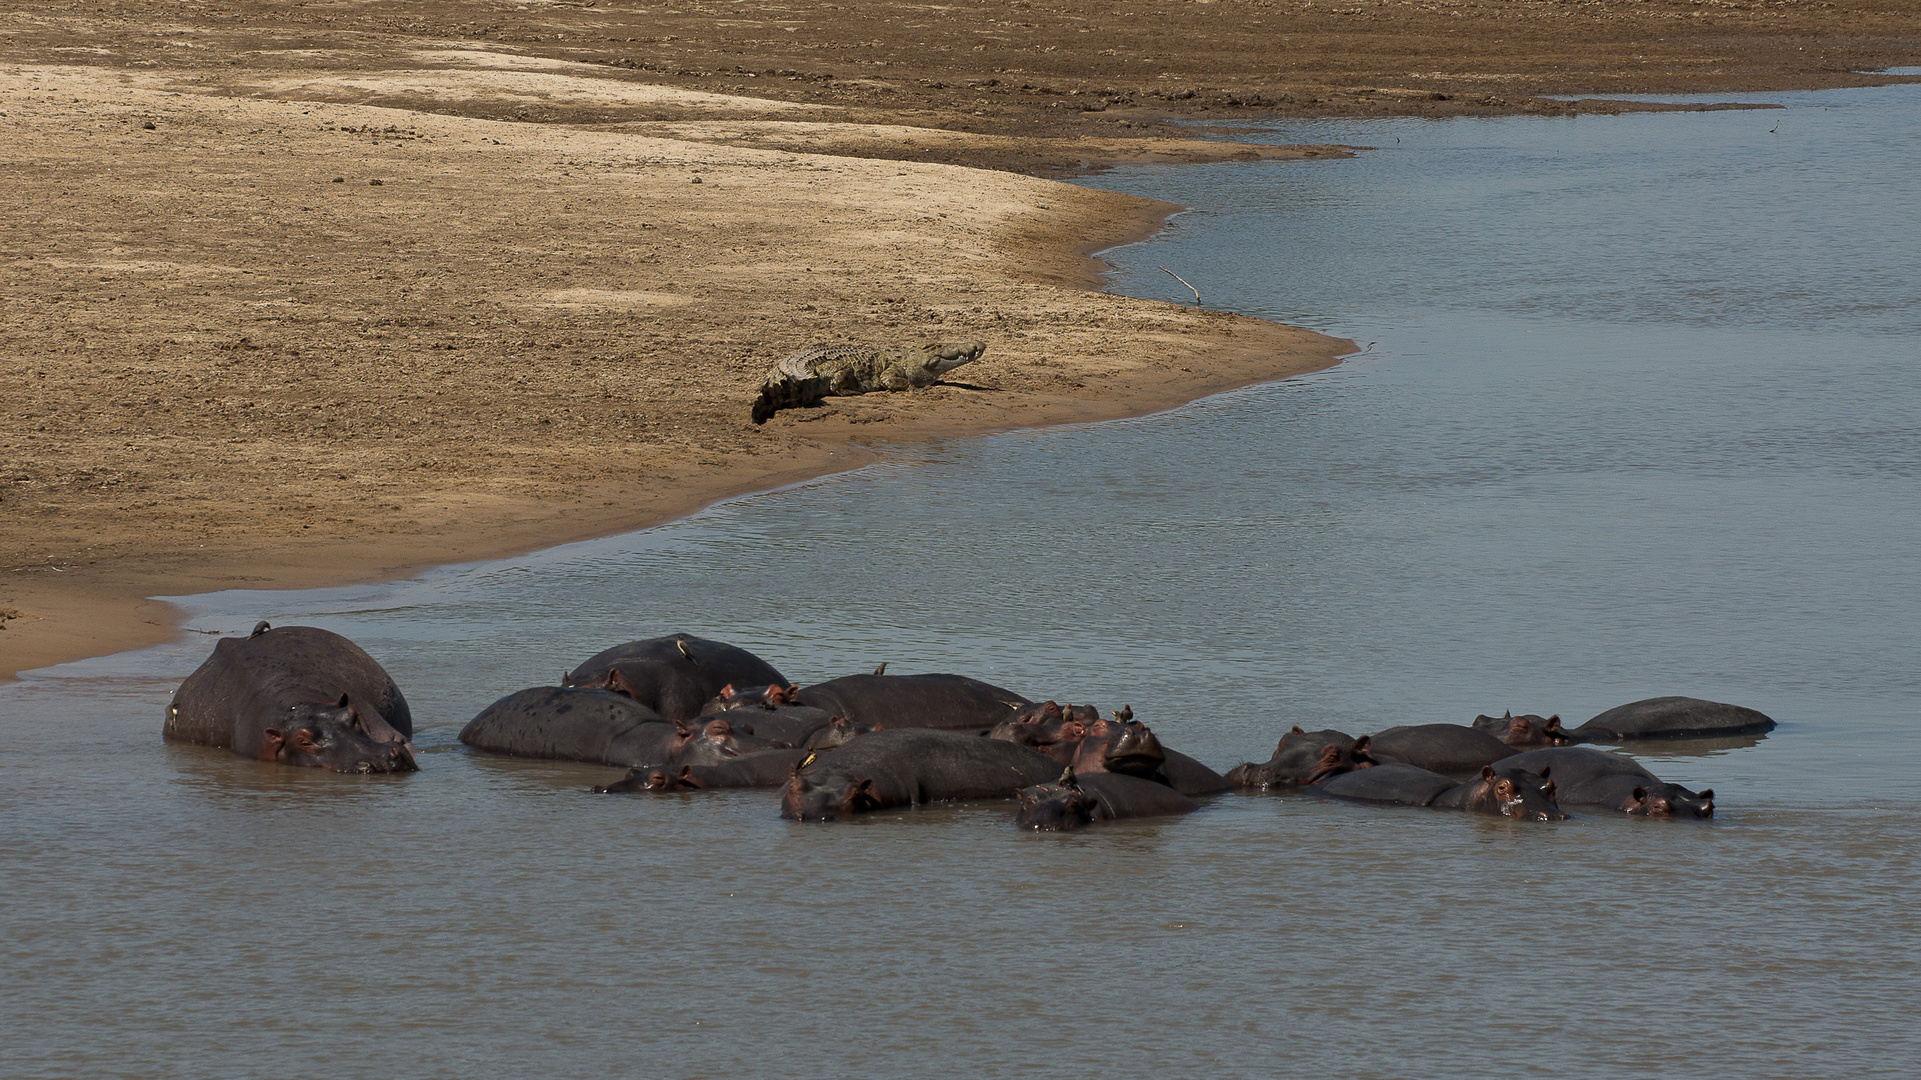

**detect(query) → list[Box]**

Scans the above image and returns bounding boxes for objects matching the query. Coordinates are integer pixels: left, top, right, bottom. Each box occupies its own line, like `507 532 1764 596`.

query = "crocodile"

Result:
750 339 986 424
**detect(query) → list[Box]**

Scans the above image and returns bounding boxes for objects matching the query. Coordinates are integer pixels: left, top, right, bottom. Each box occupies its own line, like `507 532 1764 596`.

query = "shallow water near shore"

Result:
6 83 1921 1077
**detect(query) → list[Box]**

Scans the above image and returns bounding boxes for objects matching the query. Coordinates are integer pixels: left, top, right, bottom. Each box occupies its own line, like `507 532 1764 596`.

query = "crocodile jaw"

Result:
924 340 987 377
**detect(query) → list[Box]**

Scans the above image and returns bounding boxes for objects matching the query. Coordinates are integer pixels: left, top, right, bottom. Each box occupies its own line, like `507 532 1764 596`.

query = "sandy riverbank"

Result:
0 59 1349 680
6 0 1917 680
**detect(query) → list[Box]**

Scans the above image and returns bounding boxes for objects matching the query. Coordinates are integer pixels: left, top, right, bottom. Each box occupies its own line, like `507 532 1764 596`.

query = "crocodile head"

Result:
910 340 987 378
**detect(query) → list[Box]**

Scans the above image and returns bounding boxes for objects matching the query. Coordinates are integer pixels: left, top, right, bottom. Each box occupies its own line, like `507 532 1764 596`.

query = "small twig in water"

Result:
1158 265 1202 309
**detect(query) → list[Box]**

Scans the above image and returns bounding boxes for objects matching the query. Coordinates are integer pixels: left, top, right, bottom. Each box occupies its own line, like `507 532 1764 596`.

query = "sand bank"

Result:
0 60 1349 680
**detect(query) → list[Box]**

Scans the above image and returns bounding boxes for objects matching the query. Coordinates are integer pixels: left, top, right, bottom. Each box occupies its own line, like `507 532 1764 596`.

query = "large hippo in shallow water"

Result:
1315 763 1566 821
562 635 788 722
794 673 1030 732
1496 747 1714 817
1225 727 1379 789
1365 723 1520 777
779 728 1061 820
1565 696 1775 742
1015 770 1200 831
165 622 416 773
458 686 783 766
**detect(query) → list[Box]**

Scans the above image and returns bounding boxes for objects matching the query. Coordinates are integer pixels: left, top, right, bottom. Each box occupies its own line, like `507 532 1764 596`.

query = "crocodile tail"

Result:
751 375 823 424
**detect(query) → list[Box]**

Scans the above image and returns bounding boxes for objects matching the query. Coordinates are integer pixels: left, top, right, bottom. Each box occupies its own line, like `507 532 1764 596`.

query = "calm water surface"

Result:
5 83 1920 1077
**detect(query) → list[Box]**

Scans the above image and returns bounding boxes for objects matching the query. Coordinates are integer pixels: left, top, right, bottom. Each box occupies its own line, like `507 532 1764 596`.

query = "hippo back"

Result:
563 635 787 722
167 625 412 748
1365 723 1518 777
1314 763 1458 807
794 673 1030 732
458 686 665 762
1570 696 1776 741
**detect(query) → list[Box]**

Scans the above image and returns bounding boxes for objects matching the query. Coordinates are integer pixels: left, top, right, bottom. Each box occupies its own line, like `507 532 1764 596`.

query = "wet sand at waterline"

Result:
5 0 1918 678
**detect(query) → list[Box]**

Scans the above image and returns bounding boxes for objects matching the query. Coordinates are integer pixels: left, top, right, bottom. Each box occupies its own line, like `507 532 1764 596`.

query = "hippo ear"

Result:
1630 786 1649 808
1538 766 1551 780
1352 735 1370 752
673 717 694 737
1481 765 1495 780
678 765 703 790
1290 725 1306 734
336 693 351 708
258 728 286 762
717 683 736 699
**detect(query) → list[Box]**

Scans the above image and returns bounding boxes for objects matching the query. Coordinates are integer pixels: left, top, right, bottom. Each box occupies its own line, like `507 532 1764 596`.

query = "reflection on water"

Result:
5 83 1921 1077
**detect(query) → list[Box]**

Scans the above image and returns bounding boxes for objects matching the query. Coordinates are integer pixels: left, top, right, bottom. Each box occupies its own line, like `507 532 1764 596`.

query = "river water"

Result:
5 82 1920 1077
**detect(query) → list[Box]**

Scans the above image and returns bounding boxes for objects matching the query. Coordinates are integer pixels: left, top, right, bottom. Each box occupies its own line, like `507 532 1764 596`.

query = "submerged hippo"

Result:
1566 696 1775 742
794 673 1031 732
1365 723 1520 778
458 685 783 767
1496 747 1714 817
1315 762 1566 821
1225 727 1379 790
165 622 416 773
1015 769 1200 831
593 748 812 793
779 728 1061 821
563 634 788 722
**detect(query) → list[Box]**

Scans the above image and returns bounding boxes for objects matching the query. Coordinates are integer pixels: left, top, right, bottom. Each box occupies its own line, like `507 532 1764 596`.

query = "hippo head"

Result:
1014 770 1099 831
1301 735 1380 786
662 718 771 765
779 764 884 821
258 694 417 774
1621 784 1715 818
1065 717 1165 777
805 715 881 750
986 701 1069 748
1470 765 1567 821
592 764 703 793
1501 713 1570 749
700 683 799 715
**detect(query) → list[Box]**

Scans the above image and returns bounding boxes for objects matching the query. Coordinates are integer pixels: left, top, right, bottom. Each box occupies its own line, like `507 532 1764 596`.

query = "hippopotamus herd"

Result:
164 627 1774 828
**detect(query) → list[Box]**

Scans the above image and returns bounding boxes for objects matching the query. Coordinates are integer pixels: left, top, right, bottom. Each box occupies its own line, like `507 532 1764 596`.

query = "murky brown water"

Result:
5 80 1920 1077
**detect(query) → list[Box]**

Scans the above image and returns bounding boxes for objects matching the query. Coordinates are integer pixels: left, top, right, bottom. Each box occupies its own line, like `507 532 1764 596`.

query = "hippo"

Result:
695 683 848 746
593 748 812 793
986 701 1167 776
458 686 784 766
1015 769 1200 831
1566 696 1775 742
1471 712 1572 749
165 622 417 773
563 634 788 722
1224 727 1378 789
1364 723 1520 778
779 728 1061 821
793 673 1031 732
1148 748 1232 796
1496 747 1714 817
986 703 1226 794
1315 762 1567 821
